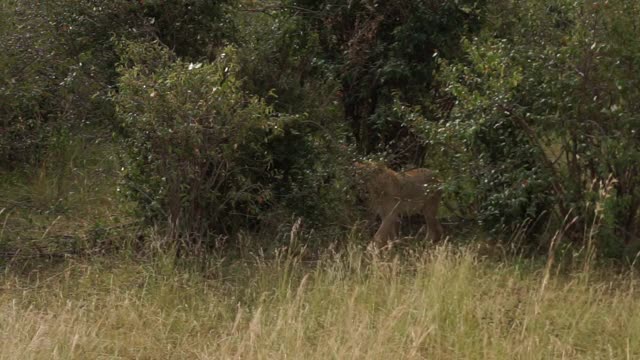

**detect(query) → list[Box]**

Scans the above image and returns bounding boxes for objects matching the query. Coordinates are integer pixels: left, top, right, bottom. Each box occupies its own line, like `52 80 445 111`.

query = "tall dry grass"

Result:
2 136 639 359
1 244 640 359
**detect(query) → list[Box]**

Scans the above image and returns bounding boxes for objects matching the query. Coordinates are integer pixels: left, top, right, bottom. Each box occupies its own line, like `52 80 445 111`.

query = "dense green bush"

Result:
116 42 276 236
429 0 640 254
231 6 355 228
284 0 484 164
6 0 640 259
115 41 350 246
0 0 141 167
1 1 69 166
140 0 234 60
1 0 234 169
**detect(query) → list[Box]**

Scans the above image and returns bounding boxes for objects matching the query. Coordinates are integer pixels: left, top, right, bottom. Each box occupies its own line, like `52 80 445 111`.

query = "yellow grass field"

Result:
2 245 640 360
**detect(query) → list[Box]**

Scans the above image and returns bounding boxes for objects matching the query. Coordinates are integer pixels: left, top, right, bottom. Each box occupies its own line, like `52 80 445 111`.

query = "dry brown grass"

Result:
1 245 640 359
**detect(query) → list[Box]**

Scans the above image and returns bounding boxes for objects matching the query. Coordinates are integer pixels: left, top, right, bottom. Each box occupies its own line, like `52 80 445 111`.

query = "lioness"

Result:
355 161 443 244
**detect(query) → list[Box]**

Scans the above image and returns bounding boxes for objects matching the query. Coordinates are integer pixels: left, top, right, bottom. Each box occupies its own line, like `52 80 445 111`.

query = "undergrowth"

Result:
0 132 133 262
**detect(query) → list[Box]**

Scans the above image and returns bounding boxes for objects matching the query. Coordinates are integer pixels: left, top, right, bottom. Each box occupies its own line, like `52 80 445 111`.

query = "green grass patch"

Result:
0 133 133 261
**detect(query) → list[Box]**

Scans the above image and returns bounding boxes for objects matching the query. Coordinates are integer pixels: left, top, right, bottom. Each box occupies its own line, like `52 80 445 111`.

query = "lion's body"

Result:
356 162 443 243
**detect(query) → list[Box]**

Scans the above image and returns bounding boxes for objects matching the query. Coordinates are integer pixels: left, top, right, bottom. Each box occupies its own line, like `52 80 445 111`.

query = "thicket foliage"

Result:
0 1 84 166
427 0 640 255
0 0 232 168
115 41 349 245
232 6 355 227
286 0 483 165
1 1 139 167
140 0 234 60
5 0 640 258
116 43 276 237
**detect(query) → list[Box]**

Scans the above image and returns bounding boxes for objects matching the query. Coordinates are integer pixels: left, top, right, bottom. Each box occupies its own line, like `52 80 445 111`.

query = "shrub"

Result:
286 0 483 161
1 0 235 169
0 1 68 166
431 0 640 254
116 43 273 236
231 7 354 231
0 0 143 168
115 41 351 248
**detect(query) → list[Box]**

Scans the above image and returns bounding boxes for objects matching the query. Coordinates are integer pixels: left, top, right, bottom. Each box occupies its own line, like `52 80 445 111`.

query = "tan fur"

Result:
355 162 444 244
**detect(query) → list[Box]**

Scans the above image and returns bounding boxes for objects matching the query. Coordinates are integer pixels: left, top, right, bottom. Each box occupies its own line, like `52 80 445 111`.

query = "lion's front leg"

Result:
373 206 399 244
